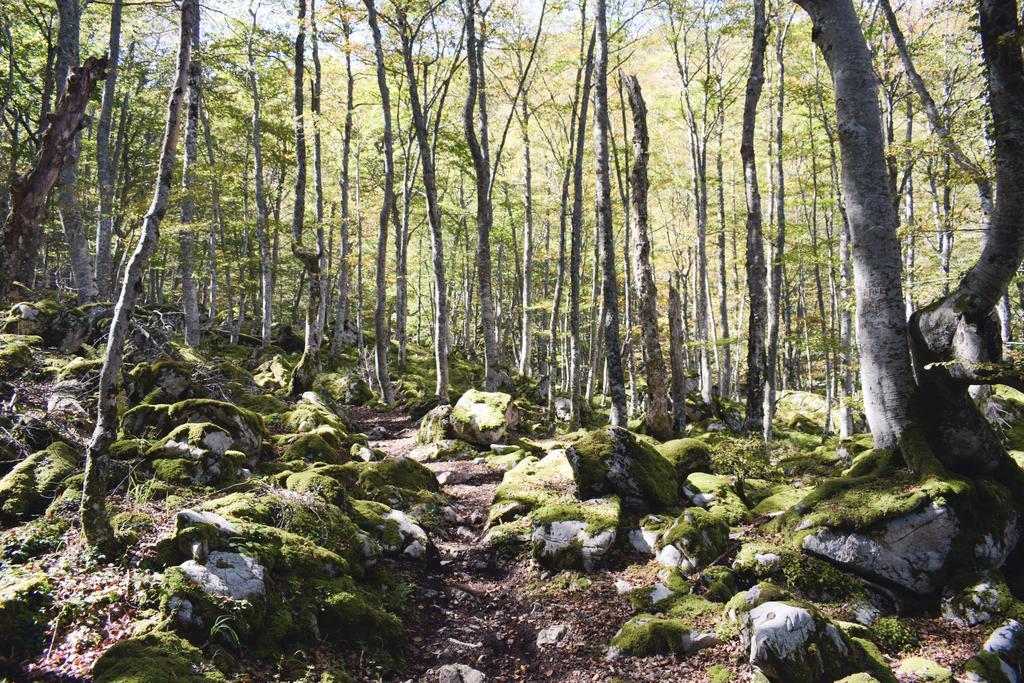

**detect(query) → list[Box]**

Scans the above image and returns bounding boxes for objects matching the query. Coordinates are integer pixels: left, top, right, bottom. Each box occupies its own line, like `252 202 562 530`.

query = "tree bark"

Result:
623 74 672 440
741 0 769 434
365 0 395 403
180 2 201 348
593 0 627 426
247 7 273 347
94 0 122 299
668 282 688 433
81 0 195 552
330 18 355 359
55 0 97 303
464 0 502 391
0 57 107 300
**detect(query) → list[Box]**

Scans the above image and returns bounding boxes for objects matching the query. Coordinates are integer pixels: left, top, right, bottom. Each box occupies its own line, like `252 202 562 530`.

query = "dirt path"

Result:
348 408 744 683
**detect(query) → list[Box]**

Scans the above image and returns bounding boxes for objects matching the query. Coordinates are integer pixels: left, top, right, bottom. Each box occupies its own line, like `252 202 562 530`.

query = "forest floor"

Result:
350 407 753 682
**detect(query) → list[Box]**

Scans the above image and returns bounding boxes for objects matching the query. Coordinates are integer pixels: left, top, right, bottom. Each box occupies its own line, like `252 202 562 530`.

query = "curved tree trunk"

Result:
81 0 195 552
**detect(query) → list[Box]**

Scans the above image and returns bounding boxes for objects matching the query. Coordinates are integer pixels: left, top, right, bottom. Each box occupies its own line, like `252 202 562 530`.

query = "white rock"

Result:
179 551 265 601
437 664 487 683
536 624 568 647
614 579 634 594
648 582 675 605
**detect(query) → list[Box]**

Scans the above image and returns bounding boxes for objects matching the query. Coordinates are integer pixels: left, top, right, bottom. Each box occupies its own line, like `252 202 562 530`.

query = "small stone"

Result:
536 624 568 647
615 579 634 594
437 663 487 683
178 551 264 601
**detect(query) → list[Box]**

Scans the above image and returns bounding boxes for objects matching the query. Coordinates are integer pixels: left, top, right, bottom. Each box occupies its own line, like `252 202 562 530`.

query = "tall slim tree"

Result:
364 0 395 403
248 6 273 347
55 0 97 303
330 16 355 359
94 0 122 298
623 74 672 440
81 0 196 551
593 0 627 426
741 0 769 434
179 2 201 348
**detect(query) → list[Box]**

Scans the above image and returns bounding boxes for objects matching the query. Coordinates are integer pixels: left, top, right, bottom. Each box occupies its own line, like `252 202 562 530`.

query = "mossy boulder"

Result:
121 399 266 455
607 614 717 659
656 438 713 479
964 619 1024 682
741 599 892 683
348 498 431 558
731 542 866 604
417 404 455 444
92 630 226 682
0 441 79 525
253 354 292 391
145 422 246 485
316 372 373 406
895 657 952 682
530 496 620 571
684 472 750 524
126 359 202 405
654 506 729 572
450 389 518 446
941 571 1020 627
567 426 678 512
273 428 348 464
0 569 53 661
0 334 41 377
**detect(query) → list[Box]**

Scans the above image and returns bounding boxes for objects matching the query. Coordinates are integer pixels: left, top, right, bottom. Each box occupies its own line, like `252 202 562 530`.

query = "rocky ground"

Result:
0 295 1023 683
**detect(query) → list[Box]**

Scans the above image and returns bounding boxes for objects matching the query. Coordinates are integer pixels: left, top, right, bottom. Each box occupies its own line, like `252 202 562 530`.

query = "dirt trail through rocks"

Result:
350 408 740 683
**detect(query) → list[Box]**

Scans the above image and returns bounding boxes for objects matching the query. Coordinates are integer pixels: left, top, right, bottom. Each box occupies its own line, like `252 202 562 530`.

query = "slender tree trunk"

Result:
518 93 534 377
311 0 328 342
180 3 201 347
55 0 97 303
248 7 273 347
624 75 672 440
94 0 122 299
81 0 195 552
668 282 688 433
464 0 502 391
398 11 450 400
330 19 355 359
742 0 769 434
365 0 395 403
592 0 626 426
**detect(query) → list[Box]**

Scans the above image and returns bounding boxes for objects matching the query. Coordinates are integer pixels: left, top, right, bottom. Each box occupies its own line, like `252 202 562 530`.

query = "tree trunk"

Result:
668 282 688 433
330 19 355 359
365 0 395 403
248 9 273 347
55 0 97 303
81 0 195 552
0 57 107 300
180 3 201 347
623 75 672 440
741 0 769 434
593 0 627 426
289 0 322 396
519 92 534 378
399 10 450 400
94 0 122 299
464 0 502 391
796 0 917 451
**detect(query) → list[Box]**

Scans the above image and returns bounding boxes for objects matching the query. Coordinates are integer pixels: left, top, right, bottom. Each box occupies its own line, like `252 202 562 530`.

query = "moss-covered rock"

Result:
253 354 292 391
607 614 717 659
316 372 373 406
0 333 41 377
92 630 227 682
567 426 678 512
0 568 53 661
895 657 951 682
740 599 892 683
731 542 865 603
273 428 349 464
684 472 750 524
654 507 729 572
126 359 202 405
941 571 1021 627
657 438 713 479
964 619 1024 682
417 404 455 444
121 399 266 455
348 498 431 558
450 389 518 446
145 422 246 485
0 441 80 525
530 496 620 571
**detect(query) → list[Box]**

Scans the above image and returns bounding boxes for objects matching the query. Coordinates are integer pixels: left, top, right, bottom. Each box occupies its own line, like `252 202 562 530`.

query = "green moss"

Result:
92 630 227 682
608 615 695 657
851 636 899 683
57 356 103 381
656 506 729 572
751 485 807 515
151 458 196 484
532 496 621 536
684 472 750 524
869 617 917 654
111 511 156 547
656 438 713 479
570 426 679 511
0 569 53 660
0 441 80 525
121 399 266 454
895 657 952 682
708 664 733 683
273 428 348 464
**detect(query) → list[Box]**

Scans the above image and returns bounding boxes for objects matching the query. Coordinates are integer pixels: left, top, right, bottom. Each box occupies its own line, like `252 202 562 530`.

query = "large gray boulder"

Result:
450 390 518 446
964 620 1024 682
